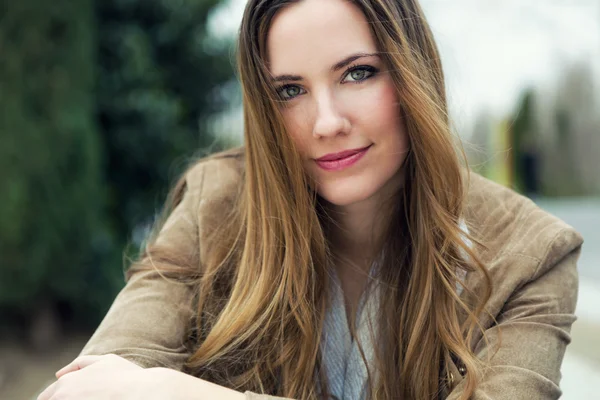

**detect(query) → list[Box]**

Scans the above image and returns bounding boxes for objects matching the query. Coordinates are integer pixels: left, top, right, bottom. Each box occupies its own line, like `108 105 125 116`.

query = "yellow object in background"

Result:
487 119 513 188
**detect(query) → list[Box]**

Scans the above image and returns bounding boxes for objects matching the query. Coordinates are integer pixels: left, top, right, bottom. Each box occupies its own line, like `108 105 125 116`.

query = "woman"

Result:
38 0 583 399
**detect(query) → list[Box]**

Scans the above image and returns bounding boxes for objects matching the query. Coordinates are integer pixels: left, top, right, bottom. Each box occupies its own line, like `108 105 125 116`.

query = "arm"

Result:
77 159 286 400
79 269 194 370
446 230 582 399
80 167 202 370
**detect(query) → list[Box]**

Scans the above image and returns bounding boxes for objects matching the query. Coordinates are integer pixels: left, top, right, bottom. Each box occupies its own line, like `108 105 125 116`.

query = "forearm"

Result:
156 367 246 400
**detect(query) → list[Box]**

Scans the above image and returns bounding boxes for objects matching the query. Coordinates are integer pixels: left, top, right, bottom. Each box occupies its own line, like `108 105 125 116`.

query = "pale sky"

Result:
209 0 600 137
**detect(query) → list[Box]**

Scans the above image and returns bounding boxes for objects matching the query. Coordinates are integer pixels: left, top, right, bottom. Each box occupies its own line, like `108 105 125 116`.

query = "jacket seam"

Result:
493 250 541 263
530 227 567 281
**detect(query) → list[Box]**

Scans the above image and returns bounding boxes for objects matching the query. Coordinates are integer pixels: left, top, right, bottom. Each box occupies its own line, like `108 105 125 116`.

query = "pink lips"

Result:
315 145 372 171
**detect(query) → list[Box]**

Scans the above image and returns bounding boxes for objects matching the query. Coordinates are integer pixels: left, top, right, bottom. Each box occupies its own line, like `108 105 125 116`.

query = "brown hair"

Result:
130 0 493 399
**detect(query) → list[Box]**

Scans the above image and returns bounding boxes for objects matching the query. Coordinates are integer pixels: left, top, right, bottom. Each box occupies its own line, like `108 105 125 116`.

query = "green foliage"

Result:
510 89 536 193
0 1 114 322
95 0 234 242
0 0 234 331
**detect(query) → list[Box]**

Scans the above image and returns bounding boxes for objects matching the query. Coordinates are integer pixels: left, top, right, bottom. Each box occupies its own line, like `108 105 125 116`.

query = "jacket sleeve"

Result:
446 228 583 400
79 167 204 371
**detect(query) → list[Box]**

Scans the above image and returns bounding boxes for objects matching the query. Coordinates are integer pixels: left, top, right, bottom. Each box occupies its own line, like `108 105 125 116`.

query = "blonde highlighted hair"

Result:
130 0 493 399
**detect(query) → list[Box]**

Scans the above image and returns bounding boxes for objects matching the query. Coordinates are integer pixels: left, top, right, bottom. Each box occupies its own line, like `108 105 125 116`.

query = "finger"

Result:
55 355 106 379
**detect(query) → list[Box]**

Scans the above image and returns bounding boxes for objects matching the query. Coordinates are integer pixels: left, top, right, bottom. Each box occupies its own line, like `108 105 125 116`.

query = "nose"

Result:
312 90 349 138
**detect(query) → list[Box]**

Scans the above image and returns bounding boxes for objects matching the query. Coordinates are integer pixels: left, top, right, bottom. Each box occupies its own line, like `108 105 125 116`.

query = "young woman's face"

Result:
267 0 409 208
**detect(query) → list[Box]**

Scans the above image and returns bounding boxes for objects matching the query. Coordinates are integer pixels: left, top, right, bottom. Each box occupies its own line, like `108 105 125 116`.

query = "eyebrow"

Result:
331 52 379 72
271 52 380 83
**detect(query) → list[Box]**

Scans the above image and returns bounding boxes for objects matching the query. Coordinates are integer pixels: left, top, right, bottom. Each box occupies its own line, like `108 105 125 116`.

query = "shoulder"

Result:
464 171 583 283
184 146 245 194
181 146 245 233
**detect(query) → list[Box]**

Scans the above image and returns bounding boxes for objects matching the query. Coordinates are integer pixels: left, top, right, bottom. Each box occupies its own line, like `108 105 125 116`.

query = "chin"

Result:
316 181 379 208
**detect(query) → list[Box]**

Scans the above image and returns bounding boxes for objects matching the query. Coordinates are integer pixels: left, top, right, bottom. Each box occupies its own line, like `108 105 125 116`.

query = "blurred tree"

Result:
0 0 234 339
537 62 599 197
510 89 540 196
550 63 600 195
95 0 234 244
0 0 119 341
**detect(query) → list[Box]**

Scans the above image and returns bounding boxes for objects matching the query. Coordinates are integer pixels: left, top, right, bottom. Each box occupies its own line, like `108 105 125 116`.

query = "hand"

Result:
38 354 173 400
38 353 246 400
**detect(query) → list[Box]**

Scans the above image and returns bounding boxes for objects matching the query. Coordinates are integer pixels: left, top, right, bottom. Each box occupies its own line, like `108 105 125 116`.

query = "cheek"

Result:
282 107 312 155
356 80 406 145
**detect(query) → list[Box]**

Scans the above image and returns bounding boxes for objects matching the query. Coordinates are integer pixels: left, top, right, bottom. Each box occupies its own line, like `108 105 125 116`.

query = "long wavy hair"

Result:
129 0 493 399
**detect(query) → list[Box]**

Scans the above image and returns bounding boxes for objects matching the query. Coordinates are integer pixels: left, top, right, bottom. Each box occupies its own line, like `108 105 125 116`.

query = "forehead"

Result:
267 0 377 75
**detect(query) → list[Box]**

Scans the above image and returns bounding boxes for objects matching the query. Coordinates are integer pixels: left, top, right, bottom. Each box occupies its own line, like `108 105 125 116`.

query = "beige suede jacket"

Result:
81 150 584 400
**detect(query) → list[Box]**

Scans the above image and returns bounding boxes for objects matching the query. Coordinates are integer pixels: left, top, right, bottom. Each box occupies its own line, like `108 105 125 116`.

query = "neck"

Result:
323 184 403 270
326 199 385 264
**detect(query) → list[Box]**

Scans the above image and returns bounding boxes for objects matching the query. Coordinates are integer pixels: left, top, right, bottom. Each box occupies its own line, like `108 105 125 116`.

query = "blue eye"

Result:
277 85 305 100
343 65 377 83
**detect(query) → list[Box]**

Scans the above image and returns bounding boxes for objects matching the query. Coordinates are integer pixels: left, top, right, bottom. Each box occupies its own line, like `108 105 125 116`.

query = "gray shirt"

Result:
321 221 470 400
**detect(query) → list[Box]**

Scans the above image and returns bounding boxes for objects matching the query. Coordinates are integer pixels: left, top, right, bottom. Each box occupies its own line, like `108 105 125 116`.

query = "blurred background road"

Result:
1 0 598 399
538 199 600 399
